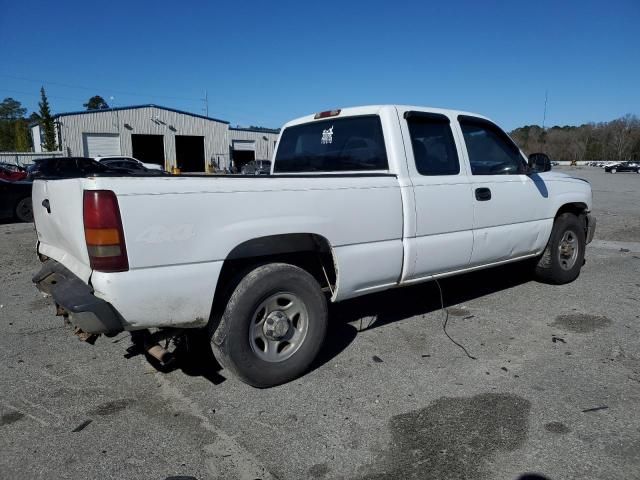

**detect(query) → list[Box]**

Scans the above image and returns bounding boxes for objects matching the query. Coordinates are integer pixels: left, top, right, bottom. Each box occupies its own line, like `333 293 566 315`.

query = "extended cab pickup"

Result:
32 105 596 387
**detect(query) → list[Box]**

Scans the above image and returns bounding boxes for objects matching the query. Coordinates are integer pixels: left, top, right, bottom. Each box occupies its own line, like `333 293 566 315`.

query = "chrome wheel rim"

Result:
558 230 579 270
249 292 309 363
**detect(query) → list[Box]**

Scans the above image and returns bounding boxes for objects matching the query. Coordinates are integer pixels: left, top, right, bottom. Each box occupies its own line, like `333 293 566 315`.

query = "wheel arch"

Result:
208 233 338 329
555 202 588 219
554 202 590 240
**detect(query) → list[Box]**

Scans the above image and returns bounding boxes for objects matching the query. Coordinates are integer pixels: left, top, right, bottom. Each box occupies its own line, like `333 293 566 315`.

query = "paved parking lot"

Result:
1 167 639 480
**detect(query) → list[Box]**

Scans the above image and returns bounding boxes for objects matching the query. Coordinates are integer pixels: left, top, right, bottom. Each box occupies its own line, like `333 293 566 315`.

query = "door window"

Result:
406 113 460 175
459 116 525 175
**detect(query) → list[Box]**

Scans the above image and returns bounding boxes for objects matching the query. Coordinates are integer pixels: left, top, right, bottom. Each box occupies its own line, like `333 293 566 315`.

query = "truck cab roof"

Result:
282 105 491 129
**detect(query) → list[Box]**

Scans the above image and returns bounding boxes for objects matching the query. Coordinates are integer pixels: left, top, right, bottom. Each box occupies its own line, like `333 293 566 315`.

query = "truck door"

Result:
456 115 552 266
399 110 474 280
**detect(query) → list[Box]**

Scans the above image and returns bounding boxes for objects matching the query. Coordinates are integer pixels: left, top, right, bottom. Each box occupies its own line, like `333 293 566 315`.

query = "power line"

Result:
0 74 203 102
2 74 284 126
1 88 86 103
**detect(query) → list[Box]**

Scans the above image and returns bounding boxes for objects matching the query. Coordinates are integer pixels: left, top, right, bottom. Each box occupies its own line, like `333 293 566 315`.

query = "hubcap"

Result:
558 230 579 271
249 292 309 363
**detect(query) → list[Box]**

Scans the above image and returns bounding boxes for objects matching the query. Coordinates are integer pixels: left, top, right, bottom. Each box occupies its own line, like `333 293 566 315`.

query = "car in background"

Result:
28 157 119 179
241 160 272 175
0 178 33 222
98 158 169 176
604 162 640 173
0 162 29 182
94 156 163 171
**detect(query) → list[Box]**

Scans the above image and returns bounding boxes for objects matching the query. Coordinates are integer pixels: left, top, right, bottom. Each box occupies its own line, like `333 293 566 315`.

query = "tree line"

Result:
0 92 110 152
510 115 640 162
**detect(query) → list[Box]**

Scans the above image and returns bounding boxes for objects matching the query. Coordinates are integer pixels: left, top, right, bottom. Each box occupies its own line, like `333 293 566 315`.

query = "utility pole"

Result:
203 90 209 117
542 90 548 131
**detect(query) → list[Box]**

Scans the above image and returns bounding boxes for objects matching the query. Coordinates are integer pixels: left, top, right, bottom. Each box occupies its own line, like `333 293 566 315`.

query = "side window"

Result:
406 113 459 175
459 116 525 175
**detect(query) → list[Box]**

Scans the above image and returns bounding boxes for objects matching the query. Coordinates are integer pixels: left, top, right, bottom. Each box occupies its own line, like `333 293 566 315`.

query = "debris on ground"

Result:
71 419 93 432
582 405 609 413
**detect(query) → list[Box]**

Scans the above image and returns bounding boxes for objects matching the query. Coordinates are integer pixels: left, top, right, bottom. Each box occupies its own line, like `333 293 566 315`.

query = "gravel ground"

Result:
0 166 639 480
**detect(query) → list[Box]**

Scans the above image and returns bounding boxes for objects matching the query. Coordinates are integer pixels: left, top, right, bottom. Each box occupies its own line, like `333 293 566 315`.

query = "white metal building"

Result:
30 104 280 172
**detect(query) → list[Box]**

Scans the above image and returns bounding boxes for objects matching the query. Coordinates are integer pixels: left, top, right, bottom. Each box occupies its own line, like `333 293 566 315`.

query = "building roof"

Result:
52 104 230 125
229 126 280 134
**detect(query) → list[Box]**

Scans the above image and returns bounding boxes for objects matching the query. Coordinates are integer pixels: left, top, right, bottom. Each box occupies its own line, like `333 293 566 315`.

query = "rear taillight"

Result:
83 190 129 272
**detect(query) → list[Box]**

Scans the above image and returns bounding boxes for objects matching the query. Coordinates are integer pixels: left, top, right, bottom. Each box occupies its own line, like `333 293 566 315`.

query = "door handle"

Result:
475 188 491 201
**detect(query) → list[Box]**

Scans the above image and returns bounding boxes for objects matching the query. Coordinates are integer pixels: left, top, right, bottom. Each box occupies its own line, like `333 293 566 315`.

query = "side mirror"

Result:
528 153 552 173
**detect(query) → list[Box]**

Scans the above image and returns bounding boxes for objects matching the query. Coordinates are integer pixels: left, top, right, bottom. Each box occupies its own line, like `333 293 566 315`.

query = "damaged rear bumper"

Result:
33 260 124 335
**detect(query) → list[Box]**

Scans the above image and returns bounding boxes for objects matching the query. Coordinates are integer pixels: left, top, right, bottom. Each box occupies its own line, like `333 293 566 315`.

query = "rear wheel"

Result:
212 263 327 388
15 197 33 222
534 213 586 284
611 168 617 173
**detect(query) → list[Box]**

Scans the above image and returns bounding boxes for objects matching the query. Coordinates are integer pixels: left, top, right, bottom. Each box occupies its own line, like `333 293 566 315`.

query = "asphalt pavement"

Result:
1 166 639 480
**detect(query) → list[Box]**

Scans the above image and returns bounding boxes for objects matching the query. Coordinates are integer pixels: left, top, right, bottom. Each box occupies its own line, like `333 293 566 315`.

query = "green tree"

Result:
83 95 109 110
14 119 31 152
39 87 58 151
0 97 27 119
0 97 28 150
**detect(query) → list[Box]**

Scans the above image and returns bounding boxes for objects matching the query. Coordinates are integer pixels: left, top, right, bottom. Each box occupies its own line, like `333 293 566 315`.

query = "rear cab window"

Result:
274 115 388 173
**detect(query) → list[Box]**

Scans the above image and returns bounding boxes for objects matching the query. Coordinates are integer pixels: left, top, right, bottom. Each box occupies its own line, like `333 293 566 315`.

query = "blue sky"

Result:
1 0 638 130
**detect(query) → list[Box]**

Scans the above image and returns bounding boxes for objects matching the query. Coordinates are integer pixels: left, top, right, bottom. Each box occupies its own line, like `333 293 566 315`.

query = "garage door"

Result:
232 140 255 151
83 133 121 157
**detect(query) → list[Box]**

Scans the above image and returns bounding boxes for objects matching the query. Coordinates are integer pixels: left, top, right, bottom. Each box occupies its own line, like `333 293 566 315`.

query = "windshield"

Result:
274 115 388 173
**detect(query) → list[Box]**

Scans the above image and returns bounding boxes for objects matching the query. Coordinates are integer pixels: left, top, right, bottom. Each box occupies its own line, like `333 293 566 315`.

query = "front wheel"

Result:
212 263 328 387
611 168 617 173
534 213 586 284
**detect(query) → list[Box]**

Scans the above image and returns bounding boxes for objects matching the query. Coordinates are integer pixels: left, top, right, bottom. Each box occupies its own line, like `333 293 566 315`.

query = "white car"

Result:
33 105 595 387
94 156 163 171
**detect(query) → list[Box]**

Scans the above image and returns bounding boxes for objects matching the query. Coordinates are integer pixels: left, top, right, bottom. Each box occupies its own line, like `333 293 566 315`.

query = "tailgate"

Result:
32 179 92 282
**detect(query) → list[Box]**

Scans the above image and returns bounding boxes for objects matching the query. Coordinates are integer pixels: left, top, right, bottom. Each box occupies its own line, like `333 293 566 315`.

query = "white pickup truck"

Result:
32 105 595 387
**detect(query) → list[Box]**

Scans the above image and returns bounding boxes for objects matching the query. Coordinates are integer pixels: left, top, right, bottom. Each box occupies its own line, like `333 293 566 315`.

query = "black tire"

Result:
14 197 33 222
212 263 327 388
534 213 586 284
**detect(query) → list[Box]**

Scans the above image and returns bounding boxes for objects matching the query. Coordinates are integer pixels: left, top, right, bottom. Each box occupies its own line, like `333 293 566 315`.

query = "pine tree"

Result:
39 87 57 151
14 120 31 152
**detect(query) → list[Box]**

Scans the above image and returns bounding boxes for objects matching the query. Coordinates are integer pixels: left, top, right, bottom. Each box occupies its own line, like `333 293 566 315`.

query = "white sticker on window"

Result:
321 126 334 145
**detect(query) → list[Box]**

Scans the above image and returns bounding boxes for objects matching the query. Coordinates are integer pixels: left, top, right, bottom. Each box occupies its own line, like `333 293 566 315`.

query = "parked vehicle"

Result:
604 162 640 173
32 105 596 387
0 178 33 222
98 158 169 176
28 157 115 179
0 162 28 182
241 160 272 175
95 156 163 171
29 156 164 179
